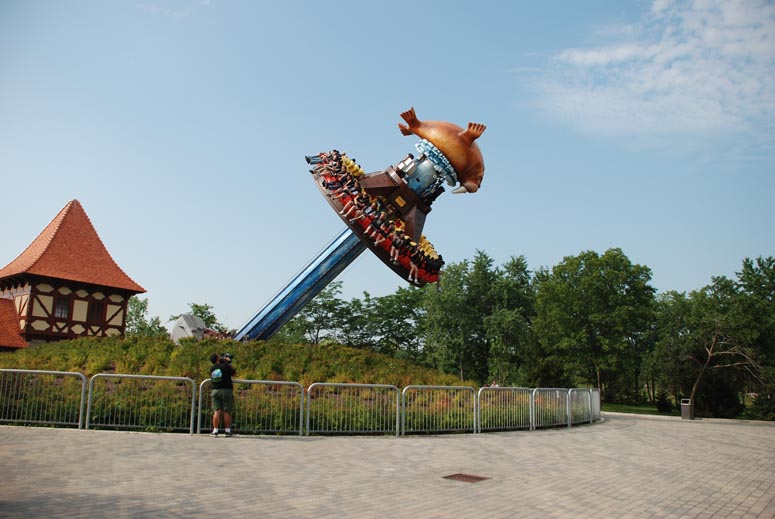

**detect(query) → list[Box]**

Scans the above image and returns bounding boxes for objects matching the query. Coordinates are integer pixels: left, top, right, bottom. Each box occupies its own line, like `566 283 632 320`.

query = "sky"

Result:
1 0 773 331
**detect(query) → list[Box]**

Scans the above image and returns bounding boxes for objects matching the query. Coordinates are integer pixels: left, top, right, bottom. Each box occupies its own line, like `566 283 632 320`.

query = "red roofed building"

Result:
0 200 145 349
0 299 27 350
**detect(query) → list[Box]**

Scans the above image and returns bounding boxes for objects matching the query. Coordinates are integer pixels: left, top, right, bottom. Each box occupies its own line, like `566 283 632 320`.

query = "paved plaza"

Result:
1 413 773 518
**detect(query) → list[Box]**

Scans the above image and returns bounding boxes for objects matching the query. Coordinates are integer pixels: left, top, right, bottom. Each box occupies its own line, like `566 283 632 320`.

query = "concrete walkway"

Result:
1 413 773 518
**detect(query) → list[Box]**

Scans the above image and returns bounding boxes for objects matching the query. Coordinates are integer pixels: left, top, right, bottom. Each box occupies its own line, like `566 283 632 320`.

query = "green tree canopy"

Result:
652 266 765 417
422 251 534 385
533 248 655 396
273 282 347 345
125 297 167 337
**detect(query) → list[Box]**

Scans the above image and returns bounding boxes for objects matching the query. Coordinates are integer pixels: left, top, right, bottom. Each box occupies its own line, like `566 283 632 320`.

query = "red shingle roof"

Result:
0 200 146 293
0 299 27 349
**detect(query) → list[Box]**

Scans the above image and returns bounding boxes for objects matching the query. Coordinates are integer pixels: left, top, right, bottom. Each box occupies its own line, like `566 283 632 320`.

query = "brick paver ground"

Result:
1 413 773 518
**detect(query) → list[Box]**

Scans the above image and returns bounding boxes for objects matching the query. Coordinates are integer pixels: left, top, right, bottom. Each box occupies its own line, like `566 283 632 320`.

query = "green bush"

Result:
741 391 775 421
0 336 466 387
655 390 673 413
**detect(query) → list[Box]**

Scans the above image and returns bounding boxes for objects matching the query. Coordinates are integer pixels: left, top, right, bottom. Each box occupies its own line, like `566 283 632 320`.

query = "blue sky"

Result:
2 0 773 330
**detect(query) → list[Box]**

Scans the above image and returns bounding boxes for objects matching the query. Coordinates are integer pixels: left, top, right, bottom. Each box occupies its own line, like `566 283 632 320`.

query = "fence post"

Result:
588 389 593 424
197 379 208 434
401 387 406 436
299 385 306 436
305 385 312 436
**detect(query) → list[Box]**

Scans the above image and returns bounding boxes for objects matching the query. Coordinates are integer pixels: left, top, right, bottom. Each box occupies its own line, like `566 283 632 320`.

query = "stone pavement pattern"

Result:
1 414 773 518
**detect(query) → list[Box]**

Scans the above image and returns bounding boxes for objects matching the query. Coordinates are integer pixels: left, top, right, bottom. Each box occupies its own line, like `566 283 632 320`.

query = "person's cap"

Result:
221 352 233 360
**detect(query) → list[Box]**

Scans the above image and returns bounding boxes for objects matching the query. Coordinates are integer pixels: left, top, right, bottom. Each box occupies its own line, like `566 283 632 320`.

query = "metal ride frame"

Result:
1 369 601 436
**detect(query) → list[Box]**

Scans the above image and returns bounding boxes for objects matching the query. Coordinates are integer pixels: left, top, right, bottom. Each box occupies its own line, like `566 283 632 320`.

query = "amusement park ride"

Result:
233 108 486 341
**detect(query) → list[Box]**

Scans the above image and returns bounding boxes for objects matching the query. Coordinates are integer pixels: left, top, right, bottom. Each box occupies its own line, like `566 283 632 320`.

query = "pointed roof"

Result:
0 299 27 349
0 200 145 293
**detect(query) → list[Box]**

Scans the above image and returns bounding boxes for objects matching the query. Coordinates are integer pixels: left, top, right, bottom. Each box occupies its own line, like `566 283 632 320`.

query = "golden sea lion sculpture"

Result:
398 107 486 194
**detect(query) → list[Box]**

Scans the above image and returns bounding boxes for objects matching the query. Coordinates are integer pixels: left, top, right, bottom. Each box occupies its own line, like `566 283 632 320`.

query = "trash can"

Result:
680 398 694 420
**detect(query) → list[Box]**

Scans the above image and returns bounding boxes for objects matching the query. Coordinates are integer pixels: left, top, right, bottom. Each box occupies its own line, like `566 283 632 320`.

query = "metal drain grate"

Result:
443 473 491 483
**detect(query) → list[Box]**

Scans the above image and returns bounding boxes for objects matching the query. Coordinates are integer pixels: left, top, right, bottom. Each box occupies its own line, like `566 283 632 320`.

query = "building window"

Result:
54 298 70 319
87 302 105 323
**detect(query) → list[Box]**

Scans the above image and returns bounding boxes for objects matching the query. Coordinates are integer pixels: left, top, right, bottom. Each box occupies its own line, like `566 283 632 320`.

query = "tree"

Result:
532 248 655 398
349 287 427 361
686 279 759 408
422 259 478 380
125 297 167 337
651 291 696 403
334 295 373 348
275 282 347 345
421 251 534 384
483 256 535 385
736 257 775 367
653 275 762 417
736 256 775 419
485 307 529 385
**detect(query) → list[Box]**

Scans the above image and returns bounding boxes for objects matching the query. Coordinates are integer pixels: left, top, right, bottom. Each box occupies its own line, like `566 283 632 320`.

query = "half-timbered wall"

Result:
22 278 129 342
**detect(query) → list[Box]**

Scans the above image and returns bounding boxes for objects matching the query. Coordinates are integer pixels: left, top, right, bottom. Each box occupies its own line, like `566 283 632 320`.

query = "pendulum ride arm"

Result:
233 227 366 341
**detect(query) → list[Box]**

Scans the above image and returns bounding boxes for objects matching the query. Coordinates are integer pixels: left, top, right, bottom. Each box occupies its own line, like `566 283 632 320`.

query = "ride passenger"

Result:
366 211 389 245
341 192 370 221
389 229 406 264
408 242 424 283
354 199 380 223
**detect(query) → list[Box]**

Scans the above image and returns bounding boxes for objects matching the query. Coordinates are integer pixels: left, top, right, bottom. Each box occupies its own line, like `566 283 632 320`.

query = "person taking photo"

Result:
209 352 236 437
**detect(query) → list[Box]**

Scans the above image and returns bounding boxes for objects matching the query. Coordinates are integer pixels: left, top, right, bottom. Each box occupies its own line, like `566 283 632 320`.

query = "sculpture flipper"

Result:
460 122 486 145
398 107 419 136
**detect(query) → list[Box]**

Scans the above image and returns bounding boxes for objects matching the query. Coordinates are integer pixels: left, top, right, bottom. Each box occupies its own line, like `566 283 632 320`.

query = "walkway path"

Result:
1 413 773 518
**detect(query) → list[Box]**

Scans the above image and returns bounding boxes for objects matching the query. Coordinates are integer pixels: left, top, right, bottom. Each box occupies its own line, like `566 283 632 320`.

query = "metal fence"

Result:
477 387 533 433
1 369 604 436
85 374 196 433
569 388 593 426
198 379 304 435
532 388 570 430
401 385 477 435
306 383 400 436
0 369 87 429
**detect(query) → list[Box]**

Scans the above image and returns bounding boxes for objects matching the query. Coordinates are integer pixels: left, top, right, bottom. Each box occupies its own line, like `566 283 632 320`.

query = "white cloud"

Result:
534 0 775 147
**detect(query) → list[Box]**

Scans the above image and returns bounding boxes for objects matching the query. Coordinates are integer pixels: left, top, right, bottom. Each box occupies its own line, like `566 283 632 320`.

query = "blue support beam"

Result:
234 227 366 341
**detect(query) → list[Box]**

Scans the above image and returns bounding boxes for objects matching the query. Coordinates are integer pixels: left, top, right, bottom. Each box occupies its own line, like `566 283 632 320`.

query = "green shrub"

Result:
655 390 673 413
0 336 466 387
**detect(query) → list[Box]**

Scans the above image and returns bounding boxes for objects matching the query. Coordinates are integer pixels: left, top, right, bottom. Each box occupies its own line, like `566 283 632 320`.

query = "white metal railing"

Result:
198 379 305 435
1 369 604 436
477 387 533 433
0 369 87 428
85 374 196 433
568 388 592 427
306 383 400 436
401 385 476 435
532 388 570 430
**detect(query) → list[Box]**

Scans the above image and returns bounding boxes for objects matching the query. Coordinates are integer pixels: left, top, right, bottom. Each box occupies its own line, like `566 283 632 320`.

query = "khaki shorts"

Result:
211 388 235 413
